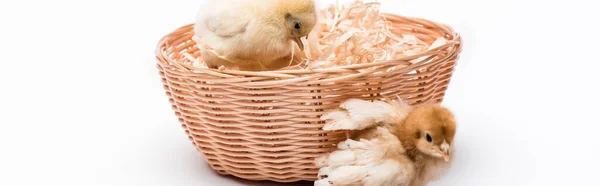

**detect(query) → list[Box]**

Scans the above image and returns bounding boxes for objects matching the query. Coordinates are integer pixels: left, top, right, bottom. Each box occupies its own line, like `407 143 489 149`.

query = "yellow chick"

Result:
319 98 457 186
194 0 317 71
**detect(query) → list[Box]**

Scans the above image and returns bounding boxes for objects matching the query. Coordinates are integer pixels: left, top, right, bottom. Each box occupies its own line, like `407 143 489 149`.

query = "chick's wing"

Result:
321 99 397 131
196 0 251 38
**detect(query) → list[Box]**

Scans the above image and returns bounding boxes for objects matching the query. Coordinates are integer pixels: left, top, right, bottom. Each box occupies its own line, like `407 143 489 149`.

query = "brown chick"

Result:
390 104 457 186
319 98 457 186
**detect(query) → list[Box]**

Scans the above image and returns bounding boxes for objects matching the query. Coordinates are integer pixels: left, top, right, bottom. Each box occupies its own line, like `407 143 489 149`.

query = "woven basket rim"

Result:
156 13 462 78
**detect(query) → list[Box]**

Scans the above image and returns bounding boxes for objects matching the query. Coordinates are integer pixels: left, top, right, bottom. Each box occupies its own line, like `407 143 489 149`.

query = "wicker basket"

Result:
155 13 462 183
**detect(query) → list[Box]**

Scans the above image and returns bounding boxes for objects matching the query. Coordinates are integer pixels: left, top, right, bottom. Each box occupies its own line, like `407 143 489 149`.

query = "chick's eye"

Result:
294 23 301 29
425 133 433 143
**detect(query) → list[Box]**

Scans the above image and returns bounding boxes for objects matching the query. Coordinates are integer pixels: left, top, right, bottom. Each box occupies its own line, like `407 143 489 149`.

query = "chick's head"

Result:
405 105 456 162
278 0 317 50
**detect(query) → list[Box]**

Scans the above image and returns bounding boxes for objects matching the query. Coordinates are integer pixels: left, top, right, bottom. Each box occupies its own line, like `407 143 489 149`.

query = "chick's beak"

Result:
292 37 304 51
442 150 450 162
440 142 451 162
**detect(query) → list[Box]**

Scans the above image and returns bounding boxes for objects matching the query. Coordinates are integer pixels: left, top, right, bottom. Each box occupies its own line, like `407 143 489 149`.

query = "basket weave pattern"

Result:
155 14 462 182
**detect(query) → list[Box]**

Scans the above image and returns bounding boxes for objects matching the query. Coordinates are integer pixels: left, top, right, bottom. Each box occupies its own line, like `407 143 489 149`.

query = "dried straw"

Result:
189 0 446 71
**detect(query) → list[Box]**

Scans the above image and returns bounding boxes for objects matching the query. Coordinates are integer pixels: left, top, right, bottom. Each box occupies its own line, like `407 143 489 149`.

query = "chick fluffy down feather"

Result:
320 98 412 131
315 127 415 186
194 0 314 71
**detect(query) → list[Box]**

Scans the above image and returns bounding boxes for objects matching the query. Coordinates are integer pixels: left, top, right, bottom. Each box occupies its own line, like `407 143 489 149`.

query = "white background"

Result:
1 0 599 185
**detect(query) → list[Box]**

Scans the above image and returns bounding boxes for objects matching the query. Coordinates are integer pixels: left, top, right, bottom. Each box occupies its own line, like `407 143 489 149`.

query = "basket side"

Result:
157 66 348 182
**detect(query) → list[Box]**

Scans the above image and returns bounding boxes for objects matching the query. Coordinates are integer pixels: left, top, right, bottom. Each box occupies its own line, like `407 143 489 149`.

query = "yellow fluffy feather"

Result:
194 0 317 71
